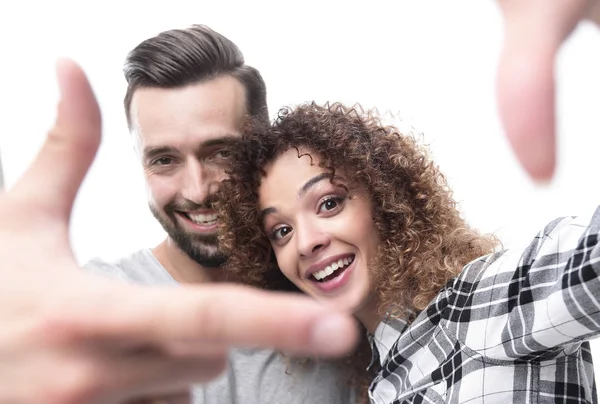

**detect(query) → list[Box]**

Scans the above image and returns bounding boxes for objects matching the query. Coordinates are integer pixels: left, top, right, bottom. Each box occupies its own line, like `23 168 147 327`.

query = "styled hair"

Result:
217 102 500 400
123 24 268 128
219 102 498 313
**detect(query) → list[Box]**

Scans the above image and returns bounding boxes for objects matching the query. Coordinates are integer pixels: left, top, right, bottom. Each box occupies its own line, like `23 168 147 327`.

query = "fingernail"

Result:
310 313 356 356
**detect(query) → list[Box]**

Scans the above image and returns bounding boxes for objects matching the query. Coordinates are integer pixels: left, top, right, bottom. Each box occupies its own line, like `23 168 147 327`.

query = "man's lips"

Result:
176 211 218 229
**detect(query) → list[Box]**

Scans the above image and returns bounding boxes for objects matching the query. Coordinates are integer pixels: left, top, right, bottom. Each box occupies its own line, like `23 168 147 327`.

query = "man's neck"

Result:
152 238 235 284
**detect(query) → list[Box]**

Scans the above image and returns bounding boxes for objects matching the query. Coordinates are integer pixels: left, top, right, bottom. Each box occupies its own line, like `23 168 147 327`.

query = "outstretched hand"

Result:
496 0 600 181
0 59 358 404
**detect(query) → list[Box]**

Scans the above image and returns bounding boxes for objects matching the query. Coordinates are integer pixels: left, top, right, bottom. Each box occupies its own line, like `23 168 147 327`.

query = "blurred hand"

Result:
496 0 600 181
0 59 358 404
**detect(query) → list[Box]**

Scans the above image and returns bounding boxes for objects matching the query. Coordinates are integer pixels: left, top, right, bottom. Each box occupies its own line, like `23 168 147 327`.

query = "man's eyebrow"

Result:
142 145 174 160
142 135 239 160
200 135 239 148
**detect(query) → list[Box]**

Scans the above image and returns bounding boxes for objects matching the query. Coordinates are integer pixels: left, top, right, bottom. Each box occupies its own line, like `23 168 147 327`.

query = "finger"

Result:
89 284 358 358
164 341 229 357
495 0 591 181
11 58 101 223
587 0 600 24
126 391 191 404
57 349 220 404
110 353 224 401
496 32 557 181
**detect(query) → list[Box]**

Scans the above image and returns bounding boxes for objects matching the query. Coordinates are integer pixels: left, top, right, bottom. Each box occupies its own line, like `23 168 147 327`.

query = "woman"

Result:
217 102 600 403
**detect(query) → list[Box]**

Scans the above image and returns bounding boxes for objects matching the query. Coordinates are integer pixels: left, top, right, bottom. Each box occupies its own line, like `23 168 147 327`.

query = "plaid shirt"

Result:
368 205 600 403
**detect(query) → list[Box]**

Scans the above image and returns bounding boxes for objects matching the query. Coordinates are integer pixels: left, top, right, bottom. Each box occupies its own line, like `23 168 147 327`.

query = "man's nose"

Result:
180 160 212 204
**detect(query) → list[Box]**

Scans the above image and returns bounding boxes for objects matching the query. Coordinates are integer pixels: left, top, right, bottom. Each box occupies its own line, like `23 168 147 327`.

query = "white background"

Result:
1 0 599 373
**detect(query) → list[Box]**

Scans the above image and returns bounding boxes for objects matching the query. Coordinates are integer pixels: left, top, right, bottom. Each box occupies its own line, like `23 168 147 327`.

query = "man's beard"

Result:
150 198 228 268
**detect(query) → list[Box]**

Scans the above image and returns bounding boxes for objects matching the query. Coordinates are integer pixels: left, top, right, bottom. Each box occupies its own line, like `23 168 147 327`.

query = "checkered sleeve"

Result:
449 205 600 361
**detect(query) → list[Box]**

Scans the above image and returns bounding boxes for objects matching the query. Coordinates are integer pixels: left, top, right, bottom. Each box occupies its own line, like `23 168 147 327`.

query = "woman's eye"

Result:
273 226 292 240
318 196 344 213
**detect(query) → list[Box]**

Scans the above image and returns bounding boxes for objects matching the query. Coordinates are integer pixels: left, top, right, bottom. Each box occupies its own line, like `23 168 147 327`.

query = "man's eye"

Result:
152 157 173 166
212 149 232 159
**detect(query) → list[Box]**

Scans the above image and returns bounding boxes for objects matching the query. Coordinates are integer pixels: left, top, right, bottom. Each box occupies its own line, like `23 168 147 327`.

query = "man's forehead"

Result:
130 77 247 150
130 77 247 134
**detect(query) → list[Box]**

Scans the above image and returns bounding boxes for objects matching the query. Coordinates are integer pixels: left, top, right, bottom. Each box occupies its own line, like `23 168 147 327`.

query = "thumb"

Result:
495 0 591 181
496 32 557 181
11 58 101 224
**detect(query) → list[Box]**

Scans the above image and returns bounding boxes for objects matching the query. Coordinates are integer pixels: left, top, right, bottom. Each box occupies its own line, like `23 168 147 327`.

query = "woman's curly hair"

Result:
216 102 499 399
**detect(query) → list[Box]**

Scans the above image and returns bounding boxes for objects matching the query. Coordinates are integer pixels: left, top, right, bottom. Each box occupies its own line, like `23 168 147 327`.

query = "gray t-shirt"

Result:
84 249 353 404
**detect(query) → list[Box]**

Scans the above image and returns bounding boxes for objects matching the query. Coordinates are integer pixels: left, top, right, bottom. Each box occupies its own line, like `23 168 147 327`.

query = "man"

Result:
0 1 598 403
83 25 354 403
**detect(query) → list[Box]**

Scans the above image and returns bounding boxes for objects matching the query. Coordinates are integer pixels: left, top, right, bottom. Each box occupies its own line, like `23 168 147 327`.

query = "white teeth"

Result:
189 213 218 225
312 256 354 281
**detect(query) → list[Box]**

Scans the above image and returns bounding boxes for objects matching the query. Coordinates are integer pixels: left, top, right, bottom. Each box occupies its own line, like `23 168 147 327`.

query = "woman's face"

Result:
258 148 380 313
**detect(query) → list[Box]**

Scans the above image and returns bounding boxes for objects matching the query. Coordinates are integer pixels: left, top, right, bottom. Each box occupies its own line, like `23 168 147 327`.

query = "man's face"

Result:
130 75 247 267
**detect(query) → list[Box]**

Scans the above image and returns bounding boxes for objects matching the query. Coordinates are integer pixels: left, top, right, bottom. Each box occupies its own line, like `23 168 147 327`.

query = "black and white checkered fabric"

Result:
368 205 600 403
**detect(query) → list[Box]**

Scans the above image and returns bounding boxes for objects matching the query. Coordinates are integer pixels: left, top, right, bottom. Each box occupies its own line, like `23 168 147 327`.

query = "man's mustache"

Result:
167 195 219 212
